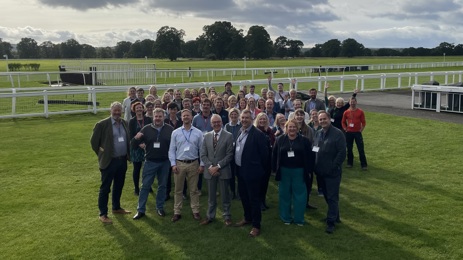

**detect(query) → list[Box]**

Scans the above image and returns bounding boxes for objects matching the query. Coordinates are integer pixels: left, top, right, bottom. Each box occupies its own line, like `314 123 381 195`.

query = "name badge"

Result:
153 142 161 148
184 146 190 152
312 146 320 152
236 146 240 152
118 137 125 142
287 151 295 157
330 118 335 122
349 123 354 128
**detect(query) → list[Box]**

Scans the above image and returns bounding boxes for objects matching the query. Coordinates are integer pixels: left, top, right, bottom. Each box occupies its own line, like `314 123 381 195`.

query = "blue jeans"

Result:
137 160 170 213
98 158 127 216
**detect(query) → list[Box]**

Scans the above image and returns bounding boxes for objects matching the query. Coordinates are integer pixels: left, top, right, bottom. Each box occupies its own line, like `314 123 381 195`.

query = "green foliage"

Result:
0 112 462 259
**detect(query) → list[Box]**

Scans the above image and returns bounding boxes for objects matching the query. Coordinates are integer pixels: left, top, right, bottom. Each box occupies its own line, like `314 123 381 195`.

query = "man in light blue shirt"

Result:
169 109 204 222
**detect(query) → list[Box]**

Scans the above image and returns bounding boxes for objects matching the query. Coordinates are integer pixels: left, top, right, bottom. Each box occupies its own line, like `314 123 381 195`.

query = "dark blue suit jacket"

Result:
238 126 269 180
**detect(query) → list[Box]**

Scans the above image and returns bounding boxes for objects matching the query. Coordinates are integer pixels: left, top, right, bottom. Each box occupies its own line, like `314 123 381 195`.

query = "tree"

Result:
321 39 341 57
308 44 323 57
39 41 60 58
340 38 365 57
60 39 82 58
153 26 185 61
274 36 288 58
81 44 97 58
201 21 242 60
17 37 39 58
182 40 200 58
97 47 114 58
140 39 155 58
227 30 246 59
0 38 13 57
287 40 304 57
375 48 401 56
114 41 132 58
245 25 273 59
433 42 454 56
454 44 463 55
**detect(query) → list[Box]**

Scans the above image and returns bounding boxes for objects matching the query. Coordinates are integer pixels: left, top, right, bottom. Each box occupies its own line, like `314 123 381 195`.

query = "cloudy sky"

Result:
1 0 462 48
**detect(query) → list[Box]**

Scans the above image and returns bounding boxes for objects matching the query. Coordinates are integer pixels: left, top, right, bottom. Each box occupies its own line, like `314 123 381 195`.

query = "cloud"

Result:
0 26 158 46
37 0 137 10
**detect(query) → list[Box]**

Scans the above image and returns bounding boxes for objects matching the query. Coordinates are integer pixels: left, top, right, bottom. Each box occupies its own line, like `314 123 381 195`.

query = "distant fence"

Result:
1 70 463 119
412 84 463 113
2 61 463 88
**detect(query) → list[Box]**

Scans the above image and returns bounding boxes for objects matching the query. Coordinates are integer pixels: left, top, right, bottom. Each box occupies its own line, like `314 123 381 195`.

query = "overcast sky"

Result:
1 0 462 49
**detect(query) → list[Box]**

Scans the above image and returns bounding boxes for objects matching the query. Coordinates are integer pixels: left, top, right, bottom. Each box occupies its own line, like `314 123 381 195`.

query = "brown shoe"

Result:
193 212 201 220
224 219 233 227
112 208 131 214
99 215 113 224
249 227 260 237
171 214 182 222
234 219 251 227
200 218 212 225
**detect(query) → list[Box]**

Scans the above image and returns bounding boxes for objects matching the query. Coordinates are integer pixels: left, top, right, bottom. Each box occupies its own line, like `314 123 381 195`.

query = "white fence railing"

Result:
1 70 463 119
3 61 463 88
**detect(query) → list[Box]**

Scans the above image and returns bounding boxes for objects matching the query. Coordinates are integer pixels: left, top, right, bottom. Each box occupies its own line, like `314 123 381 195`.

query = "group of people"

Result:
90 80 368 236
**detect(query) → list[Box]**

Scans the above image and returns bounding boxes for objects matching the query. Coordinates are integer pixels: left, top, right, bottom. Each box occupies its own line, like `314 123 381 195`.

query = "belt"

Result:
113 155 127 160
176 159 198 164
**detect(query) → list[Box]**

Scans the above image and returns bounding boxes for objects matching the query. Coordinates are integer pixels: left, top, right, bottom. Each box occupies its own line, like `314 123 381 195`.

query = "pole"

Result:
3 54 9 72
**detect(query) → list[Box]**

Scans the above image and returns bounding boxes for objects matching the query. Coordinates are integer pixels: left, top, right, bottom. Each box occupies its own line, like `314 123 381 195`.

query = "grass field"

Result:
1 111 462 259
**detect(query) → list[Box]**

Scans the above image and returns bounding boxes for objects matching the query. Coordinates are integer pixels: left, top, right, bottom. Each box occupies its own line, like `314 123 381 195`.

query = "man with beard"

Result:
132 108 174 220
304 88 326 116
91 102 131 224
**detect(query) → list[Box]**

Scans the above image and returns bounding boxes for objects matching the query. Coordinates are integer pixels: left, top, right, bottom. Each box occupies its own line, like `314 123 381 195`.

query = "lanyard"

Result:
287 135 296 151
238 130 248 143
182 128 193 143
137 119 144 130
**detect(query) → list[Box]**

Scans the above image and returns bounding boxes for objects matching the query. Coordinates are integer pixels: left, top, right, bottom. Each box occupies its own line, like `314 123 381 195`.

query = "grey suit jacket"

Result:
90 117 130 169
200 130 234 179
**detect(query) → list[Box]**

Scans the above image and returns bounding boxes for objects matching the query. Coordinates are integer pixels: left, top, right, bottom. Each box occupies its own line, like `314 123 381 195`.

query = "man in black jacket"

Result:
314 111 346 234
131 108 174 219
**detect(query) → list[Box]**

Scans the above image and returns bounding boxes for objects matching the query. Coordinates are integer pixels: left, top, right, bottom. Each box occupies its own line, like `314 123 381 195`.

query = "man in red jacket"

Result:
342 97 368 170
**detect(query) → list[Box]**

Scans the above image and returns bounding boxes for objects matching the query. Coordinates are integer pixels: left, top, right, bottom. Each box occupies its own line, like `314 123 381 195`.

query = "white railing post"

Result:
92 88 97 114
43 90 49 118
398 74 402 89
340 76 345 92
361 76 365 91
12 88 16 115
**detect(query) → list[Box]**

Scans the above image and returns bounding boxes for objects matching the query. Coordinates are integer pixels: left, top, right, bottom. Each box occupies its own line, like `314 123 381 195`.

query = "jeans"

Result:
98 157 127 216
346 132 367 167
137 160 170 213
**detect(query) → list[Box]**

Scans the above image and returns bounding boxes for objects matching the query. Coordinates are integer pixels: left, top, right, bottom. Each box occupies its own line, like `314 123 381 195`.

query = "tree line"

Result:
1 21 461 61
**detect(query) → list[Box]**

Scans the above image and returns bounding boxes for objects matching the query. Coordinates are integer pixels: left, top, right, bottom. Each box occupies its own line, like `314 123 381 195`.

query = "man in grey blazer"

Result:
90 101 131 224
199 114 234 226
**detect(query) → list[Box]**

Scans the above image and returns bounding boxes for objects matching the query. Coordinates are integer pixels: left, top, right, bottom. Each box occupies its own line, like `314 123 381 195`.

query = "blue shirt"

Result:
234 125 252 167
192 113 213 133
169 125 204 166
111 117 127 157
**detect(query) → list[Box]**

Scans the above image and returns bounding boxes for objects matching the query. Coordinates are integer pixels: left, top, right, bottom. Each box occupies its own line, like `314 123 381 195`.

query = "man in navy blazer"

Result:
233 109 269 237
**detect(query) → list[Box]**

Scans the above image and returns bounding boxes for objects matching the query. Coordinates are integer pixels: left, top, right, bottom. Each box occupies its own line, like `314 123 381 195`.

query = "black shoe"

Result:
260 203 267 211
134 191 139 196
262 202 269 209
306 204 317 210
321 218 342 223
133 212 145 220
182 194 187 200
157 209 166 217
325 225 335 234
165 194 171 201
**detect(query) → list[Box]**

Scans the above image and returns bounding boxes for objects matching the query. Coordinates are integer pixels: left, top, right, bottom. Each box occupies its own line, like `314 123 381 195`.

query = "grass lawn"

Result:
0 111 462 259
